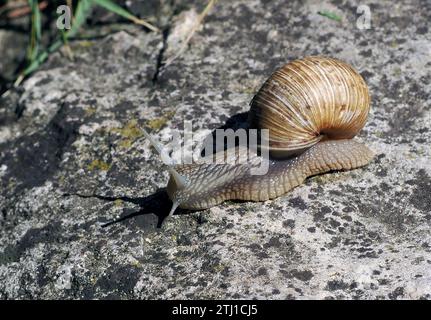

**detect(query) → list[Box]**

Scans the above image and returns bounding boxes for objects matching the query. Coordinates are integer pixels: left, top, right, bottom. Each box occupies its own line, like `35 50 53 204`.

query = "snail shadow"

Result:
217 111 249 131
96 190 188 229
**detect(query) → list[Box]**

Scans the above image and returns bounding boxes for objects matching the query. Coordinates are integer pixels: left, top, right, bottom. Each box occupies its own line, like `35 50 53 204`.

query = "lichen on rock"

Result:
0 0 430 299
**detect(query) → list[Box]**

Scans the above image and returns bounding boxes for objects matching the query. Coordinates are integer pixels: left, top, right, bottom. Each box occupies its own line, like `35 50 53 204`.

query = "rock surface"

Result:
0 0 430 299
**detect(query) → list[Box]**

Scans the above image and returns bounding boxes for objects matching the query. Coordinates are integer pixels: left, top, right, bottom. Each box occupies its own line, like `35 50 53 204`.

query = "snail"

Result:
142 56 374 217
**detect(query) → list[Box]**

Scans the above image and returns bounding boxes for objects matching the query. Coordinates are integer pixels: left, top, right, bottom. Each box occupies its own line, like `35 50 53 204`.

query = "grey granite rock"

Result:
0 0 430 299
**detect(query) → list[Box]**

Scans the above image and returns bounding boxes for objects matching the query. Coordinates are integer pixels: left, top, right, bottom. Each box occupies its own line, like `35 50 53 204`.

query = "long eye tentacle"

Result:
140 125 188 190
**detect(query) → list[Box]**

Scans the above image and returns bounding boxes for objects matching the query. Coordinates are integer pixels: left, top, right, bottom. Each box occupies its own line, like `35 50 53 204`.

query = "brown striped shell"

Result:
248 56 370 157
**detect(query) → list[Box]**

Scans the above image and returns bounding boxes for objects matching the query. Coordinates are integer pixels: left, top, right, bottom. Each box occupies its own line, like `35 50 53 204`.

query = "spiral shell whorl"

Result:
249 56 370 156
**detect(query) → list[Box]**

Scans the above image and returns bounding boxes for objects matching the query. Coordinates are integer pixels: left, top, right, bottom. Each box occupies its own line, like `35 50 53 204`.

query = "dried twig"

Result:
6 0 48 19
0 0 26 17
129 15 160 33
163 0 217 67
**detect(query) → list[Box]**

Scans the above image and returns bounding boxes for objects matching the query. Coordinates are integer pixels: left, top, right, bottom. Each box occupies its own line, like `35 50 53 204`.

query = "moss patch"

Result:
146 111 176 130
85 106 97 117
112 119 145 149
87 159 111 171
118 139 133 149
112 119 143 140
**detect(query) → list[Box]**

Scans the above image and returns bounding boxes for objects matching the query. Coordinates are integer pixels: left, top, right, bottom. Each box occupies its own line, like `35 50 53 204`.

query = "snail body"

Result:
167 139 373 210
142 56 374 216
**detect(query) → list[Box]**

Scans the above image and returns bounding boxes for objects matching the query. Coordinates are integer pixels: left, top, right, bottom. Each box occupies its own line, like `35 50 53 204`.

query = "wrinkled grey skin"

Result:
0 0 430 299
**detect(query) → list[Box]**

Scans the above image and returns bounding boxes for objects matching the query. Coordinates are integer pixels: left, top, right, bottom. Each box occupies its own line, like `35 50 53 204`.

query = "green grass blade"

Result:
317 10 342 22
66 0 93 38
19 0 86 81
28 0 42 61
16 0 159 85
91 0 159 32
22 40 63 77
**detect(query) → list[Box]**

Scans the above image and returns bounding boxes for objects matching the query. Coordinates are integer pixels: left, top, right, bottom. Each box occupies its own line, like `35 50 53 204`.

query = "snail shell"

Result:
249 56 370 157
